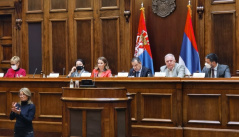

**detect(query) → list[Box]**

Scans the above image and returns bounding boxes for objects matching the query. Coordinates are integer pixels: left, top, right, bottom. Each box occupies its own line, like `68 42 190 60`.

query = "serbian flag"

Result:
134 6 154 74
179 4 201 75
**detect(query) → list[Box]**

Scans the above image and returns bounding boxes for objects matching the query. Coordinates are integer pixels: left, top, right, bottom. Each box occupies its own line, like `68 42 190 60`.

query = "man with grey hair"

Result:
160 53 185 78
128 57 152 77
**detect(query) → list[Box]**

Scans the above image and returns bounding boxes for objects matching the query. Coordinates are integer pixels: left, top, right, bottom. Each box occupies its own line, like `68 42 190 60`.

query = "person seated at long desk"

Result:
160 53 185 78
91 57 112 77
128 57 152 77
5 56 26 78
202 53 231 78
67 59 89 78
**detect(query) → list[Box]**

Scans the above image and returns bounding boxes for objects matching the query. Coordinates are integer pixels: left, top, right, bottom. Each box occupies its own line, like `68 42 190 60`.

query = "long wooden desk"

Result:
0 77 239 137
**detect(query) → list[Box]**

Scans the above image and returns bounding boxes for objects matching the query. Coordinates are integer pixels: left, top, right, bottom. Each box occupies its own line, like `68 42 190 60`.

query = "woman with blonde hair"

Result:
10 88 35 137
5 56 26 78
91 57 112 77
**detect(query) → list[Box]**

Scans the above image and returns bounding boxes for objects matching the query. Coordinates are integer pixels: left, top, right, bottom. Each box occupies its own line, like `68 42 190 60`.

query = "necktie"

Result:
212 68 214 78
136 72 140 77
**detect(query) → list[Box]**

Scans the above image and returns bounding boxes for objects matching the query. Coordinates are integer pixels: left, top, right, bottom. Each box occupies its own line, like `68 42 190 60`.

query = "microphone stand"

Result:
33 68 37 78
63 68 65 76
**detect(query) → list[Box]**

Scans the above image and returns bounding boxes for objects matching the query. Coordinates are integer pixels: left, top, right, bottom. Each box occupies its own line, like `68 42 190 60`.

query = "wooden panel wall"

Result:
0 14 13 72
0 0 14 7
28 22 42 74
212 12 235 73
198 0 238 74
15 0 130 75
76 19 92 71
0 91 7 116
102 18 119 74
209 10 236 73
51 21 67 74
28 0 42 11
132 0 239 74
76 0 91 8
51 0 67 10
132 0 190 72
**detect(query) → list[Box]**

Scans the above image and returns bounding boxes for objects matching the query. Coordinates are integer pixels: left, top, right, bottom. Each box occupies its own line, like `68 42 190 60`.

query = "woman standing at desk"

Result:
10 88 35 137
91 57 112 77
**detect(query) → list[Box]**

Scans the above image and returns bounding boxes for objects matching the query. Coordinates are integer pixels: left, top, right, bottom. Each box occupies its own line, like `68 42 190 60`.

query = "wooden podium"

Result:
61 87 132 137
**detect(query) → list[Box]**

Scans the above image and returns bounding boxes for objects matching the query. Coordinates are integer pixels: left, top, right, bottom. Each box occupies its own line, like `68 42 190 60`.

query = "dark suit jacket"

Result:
202 64 231 78
128 66 152 77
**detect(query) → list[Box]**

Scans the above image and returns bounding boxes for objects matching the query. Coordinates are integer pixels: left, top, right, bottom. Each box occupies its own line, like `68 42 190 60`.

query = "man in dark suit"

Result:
128 57 152 77
202 53 231 78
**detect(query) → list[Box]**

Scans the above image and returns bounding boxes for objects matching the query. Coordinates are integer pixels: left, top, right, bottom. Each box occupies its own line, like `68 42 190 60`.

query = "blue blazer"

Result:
202 64 231 78
128 66 152 77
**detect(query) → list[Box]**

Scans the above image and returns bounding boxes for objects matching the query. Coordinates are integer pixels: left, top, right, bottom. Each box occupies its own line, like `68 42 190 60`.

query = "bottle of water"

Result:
70 79 74 88
40 71 43 78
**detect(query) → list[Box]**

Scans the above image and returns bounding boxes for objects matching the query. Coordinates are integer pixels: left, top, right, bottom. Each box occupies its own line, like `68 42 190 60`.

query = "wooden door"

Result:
196 0 238 75
0 11 15 73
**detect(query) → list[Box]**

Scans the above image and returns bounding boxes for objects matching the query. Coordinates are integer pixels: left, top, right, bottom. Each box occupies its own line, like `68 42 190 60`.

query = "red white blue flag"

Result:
134 6 154 74
179 4 201 75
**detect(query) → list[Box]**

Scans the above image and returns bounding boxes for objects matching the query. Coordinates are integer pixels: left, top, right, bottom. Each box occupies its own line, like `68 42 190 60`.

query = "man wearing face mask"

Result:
67 59 89 77
5 56 26 78
202 53 231 78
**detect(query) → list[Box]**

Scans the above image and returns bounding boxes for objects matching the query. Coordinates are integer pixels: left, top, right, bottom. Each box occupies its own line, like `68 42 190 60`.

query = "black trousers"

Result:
14 131 34 137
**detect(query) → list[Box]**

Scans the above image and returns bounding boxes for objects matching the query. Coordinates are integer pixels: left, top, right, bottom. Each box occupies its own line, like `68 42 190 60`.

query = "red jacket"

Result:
4 68 26 78
91 69 111 77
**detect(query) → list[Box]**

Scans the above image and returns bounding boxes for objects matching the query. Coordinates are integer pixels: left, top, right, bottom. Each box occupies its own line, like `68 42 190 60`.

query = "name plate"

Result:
154 72 166 77
48 73 59 78
0 73 4 77
81 73 91 77
193 73 205 78
118 72 129 77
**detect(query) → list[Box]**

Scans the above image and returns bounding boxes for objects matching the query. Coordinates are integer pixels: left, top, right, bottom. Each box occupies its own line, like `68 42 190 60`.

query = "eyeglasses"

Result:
10 62 18 66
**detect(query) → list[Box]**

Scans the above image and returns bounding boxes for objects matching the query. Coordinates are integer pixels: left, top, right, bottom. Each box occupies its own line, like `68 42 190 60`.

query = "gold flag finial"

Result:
187 0 192 17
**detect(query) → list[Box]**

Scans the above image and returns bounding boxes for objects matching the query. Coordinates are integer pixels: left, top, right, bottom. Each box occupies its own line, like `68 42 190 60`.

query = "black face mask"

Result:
76 66 84 70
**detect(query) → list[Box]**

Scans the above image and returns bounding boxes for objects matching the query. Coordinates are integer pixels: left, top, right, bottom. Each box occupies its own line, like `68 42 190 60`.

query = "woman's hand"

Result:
11 102 21 115
71 66 76 73
68 66 77 77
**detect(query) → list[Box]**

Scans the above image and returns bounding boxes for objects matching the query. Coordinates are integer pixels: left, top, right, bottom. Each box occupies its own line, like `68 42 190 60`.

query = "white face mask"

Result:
205 63 211 69
11 65 18 70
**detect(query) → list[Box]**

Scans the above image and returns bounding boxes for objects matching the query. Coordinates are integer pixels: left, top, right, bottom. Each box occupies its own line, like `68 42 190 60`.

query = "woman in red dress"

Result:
91 57 112 77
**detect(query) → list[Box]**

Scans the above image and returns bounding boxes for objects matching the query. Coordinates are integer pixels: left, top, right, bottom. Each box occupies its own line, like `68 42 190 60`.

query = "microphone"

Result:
33 68 37 78
63 68 65 76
